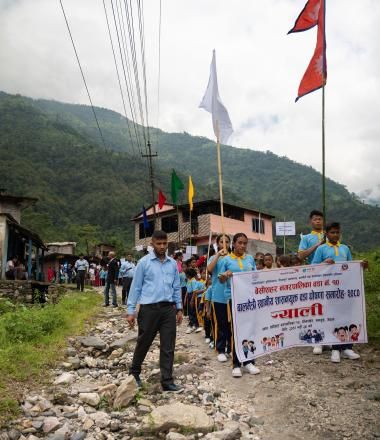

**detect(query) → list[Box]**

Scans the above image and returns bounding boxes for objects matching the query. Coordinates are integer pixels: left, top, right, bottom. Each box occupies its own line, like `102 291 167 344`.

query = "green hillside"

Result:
1 91 379 252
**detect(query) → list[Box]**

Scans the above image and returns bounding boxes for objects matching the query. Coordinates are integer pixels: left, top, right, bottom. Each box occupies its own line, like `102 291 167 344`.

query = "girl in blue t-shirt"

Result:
219 232 261 378
206 234 231 363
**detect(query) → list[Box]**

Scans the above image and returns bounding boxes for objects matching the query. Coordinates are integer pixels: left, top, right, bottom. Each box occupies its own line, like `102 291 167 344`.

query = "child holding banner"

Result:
298 209 326 355
219 233 260 378
312 222 365 363
185 269 202 334
206 234 232 363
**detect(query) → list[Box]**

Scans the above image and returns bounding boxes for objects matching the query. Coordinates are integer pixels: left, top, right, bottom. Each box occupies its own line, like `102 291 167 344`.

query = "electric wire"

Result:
102 0 137 157
110 0 144 155
155 0 162 151
59 0 108 152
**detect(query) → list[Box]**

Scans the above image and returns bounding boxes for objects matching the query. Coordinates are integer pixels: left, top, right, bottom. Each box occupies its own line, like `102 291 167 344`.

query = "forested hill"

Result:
1 91 379 252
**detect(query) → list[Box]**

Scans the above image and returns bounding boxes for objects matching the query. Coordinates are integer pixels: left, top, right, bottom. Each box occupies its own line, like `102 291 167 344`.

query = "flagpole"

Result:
322 0 327 226
216 124 226 249
177 204 181 247
189 208 192 247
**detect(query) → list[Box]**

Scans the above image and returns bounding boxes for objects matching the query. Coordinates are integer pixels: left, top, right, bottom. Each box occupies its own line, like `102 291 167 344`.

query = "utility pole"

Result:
142 141 158 227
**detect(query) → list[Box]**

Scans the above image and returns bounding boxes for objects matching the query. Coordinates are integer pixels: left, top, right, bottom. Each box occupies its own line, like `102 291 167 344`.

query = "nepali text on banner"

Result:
231 261 367 362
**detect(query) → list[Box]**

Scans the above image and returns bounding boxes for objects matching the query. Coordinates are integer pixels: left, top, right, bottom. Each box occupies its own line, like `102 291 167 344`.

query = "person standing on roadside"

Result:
127 230 183 392
120 254 135 306
103 251 119 307
74 254 89 292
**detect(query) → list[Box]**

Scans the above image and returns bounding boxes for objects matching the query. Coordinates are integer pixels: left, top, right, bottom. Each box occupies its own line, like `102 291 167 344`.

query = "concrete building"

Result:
132 200 276 256
0 192 46 280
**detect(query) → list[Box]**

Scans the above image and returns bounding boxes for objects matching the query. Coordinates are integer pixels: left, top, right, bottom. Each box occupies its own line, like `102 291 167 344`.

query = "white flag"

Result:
199 50 233 144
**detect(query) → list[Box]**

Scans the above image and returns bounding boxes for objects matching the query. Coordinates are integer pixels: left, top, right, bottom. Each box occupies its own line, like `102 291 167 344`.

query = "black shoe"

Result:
131 374 142 388
162 383 184 393
102 304 109 307
112 304 118 308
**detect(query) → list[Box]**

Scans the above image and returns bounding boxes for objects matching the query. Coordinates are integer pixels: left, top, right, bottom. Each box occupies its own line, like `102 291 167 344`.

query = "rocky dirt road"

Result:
1 292 379 440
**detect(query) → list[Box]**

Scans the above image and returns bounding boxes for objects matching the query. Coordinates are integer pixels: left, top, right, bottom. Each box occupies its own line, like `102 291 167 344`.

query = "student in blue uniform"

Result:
185 268 202 333
312 222 352 264
207 234 231 363
298 209 326 355
298 210 325 264
312 222 367 363
219 233 261 378
179 262 188 316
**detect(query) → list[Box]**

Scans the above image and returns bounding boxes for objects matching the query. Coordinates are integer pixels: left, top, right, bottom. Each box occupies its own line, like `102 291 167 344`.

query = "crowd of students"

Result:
174 209 363 378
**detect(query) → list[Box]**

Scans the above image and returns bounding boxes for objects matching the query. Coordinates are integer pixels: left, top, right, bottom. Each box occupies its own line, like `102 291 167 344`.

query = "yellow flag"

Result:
188 176 195 211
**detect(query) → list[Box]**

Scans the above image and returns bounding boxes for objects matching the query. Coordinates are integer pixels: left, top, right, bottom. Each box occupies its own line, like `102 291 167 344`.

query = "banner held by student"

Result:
231 261 367 362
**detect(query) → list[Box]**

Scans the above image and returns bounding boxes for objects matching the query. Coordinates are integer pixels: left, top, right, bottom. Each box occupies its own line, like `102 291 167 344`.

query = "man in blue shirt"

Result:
127 230 183 392
74 255 89 292
120 254 135 306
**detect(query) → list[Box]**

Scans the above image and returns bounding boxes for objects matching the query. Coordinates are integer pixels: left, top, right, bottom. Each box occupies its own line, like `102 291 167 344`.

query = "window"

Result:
161 215 178 233
139 221 154 239
252 218 265 234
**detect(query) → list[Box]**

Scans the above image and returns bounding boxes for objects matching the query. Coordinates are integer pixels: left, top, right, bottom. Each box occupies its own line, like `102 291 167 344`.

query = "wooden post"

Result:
28 239 32 279
189 208 192 247
216 123 226 250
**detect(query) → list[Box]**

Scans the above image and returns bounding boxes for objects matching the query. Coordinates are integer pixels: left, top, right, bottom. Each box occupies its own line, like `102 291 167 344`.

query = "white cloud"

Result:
0 0 379 200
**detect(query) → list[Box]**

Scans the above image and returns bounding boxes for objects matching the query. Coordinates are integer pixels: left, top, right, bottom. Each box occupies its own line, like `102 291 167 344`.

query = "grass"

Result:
0 290 101 425
356 249 380 342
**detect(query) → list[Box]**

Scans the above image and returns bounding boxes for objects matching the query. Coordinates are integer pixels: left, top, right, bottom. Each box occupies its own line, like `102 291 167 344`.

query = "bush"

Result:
1 306 66 344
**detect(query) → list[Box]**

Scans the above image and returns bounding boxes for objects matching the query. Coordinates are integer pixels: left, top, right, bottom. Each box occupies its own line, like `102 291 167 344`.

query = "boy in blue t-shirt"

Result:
312 222 352 264
312 222 367 364
298 210 325 265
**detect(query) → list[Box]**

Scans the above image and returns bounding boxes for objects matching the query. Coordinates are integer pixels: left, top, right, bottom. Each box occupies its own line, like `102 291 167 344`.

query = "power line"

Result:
155 0 162 151
59 0 108 152
110 0 144 155
102 0 137 157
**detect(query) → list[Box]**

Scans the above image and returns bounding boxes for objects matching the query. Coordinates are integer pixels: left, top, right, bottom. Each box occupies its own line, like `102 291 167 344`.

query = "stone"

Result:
110 420 121 432
78 336 107 350
79 393 100 407
8 429 21 440
166 434 187 440
98 384 117 400
108 348 124 360
82 417 94 430
247 417 264 427
143 402 213 433
71 433 86 440
84 356 97 368
42 417 60 434
109 333 138 349
113 376 138 409
54 373 75 385
90 411 111 428
67 357 81 370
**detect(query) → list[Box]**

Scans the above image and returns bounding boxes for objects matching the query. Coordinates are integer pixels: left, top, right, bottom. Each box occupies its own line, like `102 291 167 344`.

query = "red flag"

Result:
288 0 321 34
295 0 327 101
158 190 167 209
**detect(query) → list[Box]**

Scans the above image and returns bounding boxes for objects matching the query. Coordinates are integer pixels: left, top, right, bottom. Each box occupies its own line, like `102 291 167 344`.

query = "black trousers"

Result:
76 271 86 291
213 302 231 354
129 303 177 386
122 277 133 305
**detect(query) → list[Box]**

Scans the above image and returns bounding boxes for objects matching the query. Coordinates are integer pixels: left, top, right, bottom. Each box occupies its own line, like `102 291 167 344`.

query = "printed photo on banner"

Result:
231 261 367 362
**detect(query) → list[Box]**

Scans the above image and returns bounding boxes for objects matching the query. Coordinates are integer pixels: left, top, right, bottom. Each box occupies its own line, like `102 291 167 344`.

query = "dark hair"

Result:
186 268 197 278
279 255 291 267
264 253 273 259
349 324 358 331
334 326 348 333
309 210 324 219
289 255 302 266
173 252 182 260
255 252 264 258
79 254 84 258
152 230 167 240
232 233 248 243
216 233 230 244
208 246 216 257
326 222 340 233
242 339 248 344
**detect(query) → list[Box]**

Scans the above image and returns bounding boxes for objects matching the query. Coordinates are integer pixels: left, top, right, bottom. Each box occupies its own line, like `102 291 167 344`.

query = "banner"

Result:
231 261 367 362
275 221 296 236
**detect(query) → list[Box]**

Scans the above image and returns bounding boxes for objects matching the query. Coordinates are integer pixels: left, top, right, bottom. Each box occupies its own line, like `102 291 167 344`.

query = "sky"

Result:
0 0 379 203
